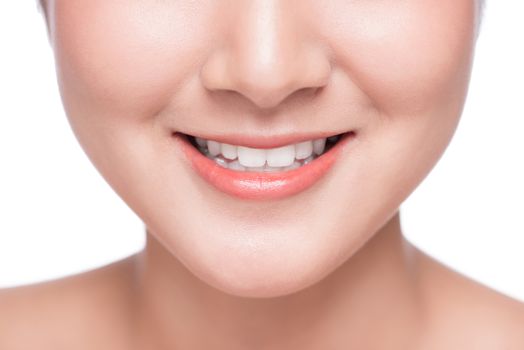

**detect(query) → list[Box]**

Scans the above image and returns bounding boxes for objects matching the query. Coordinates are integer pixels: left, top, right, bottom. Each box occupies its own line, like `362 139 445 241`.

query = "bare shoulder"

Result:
414 249 524 349
0 254 138 350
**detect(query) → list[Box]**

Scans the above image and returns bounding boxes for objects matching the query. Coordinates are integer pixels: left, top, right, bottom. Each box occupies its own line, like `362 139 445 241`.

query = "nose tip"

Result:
201 48 331 110
199 2 331 110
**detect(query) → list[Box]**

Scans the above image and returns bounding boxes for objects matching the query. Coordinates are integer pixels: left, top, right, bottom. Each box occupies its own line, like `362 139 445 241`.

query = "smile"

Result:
173 131 355 200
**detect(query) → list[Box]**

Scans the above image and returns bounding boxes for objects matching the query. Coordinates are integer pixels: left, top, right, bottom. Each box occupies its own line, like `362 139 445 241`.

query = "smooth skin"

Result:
1 0 523 349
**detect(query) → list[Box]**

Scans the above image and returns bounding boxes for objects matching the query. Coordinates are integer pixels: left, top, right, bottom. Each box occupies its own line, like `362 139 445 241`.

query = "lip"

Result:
181 131 348 149
172 131 355 200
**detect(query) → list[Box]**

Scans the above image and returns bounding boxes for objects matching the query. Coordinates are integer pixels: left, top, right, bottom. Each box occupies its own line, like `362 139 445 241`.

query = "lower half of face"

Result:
48 0 478 297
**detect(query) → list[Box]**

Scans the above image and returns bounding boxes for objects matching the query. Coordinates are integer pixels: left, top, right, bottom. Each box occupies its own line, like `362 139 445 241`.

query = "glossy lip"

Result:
173 131 355 200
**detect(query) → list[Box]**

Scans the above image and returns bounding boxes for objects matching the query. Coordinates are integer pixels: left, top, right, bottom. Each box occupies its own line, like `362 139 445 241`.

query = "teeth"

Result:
313 139 326 155
266 144 295 167
238 146 266 167
207 140 221 156
284 161 302 171
221 143 237 160
227 160 246 171
303 155 315 165
196 137 207 148
295 141 313 160
247 165 266 172
263 165 285 173
194 135 340 171
213 156 228 168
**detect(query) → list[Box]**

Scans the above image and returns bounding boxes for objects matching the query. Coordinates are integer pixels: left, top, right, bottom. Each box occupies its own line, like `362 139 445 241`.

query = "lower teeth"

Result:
207 155 316 172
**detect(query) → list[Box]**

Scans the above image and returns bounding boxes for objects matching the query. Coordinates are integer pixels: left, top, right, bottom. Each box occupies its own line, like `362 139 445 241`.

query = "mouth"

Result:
172 130 355 200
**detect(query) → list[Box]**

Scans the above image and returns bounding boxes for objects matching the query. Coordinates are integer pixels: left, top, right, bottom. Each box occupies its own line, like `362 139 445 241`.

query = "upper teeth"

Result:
195 137 331 169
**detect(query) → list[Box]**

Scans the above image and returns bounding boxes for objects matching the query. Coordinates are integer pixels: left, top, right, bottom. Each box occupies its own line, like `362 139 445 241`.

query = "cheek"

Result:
337 0 475 180
316 0 478 239
50 0 223 201
323 0 476 117
50 1 213 217
52 0 217 119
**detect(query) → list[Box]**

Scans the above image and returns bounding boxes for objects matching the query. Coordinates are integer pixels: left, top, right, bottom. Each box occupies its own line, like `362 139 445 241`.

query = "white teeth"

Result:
221 143 237 160
284 161 301 171
266 144 295 167
207 140 221 156
248 165 266 172
227 160 246 171
295 141 313 160
237 146 267 167
263 166 285 173
313 139 326 155
195 135 338 171
213 156 228 168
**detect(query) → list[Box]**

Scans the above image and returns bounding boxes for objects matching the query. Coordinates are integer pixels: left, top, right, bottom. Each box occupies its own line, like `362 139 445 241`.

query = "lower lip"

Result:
173 132 354 200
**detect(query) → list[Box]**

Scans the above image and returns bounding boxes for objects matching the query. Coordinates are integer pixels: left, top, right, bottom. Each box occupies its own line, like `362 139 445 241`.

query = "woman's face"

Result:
45 0 479 297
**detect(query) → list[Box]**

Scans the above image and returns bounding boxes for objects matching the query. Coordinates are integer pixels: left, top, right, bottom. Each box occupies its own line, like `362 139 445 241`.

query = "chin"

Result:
149 216 353 298
185 245 337 299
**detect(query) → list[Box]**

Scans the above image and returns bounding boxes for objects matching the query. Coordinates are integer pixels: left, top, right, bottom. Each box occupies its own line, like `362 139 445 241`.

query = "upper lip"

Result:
175 130 352 149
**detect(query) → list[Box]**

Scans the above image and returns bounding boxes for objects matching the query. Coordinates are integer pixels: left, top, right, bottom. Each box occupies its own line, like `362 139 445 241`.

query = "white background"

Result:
0 2 523 302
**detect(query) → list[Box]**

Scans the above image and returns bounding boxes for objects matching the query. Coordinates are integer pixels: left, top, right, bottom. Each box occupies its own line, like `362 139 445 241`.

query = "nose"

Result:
200 1 332 110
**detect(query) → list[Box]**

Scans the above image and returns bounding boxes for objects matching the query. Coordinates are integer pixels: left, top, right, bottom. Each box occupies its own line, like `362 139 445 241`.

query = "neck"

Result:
132 212 422 349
